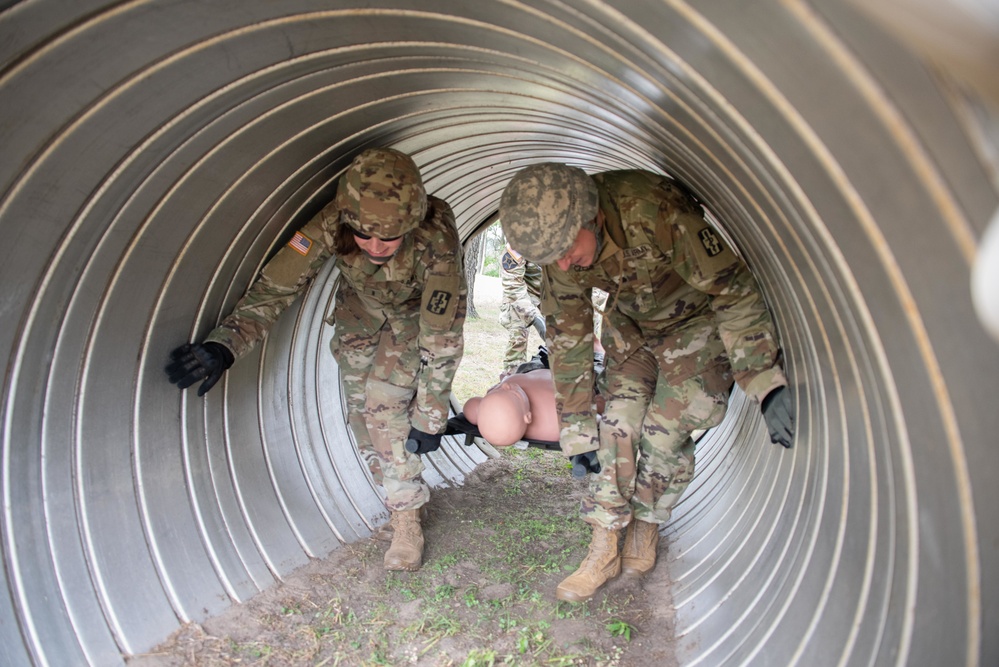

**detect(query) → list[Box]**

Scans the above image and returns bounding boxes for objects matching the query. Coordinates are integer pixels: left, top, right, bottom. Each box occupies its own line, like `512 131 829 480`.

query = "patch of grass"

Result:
385 571 427 600
426 611 462 636
606 618 635 641
498 612 519 632
599 592 634 618
463 586 481 608
368 646 394 665
432 583 456 602
503 482 524 497
462 647 499 667
554 600 588 620
279 601 303 616
476 498 589 583
429 549 465 573
234 641 272 659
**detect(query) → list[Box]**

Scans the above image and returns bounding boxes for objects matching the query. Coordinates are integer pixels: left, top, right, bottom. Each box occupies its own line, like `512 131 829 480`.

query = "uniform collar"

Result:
348 235 415 280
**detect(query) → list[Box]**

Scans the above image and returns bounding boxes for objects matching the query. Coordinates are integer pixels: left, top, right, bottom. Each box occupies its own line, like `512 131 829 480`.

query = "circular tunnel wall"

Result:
1 1 997 665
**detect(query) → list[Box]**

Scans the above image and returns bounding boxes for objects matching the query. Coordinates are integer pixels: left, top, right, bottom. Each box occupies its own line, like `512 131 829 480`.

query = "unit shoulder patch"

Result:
501 251 520 272
427 290 452 315
698 228 723 257
421 273 460 329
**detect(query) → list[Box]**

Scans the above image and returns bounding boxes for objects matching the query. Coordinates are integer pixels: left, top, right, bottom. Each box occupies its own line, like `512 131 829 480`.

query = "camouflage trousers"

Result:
583 345 733 529
499 296 541 372
331 322 429 512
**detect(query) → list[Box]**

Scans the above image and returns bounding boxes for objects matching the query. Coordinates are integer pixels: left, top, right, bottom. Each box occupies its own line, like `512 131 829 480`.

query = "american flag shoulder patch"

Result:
288 231 313 256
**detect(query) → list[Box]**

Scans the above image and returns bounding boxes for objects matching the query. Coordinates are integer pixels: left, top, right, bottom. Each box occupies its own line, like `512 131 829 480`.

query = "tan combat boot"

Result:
556 525 621 602
621 519 660 575
374 505 428 543
384 509 424 571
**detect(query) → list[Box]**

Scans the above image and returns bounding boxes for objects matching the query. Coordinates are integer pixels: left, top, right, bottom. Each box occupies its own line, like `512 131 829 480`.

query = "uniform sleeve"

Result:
541 266 600 456
205 206 336 359
500 251 529 302
412 205 467 434
524 261 544 304
668 209 787 401
500 252 541 327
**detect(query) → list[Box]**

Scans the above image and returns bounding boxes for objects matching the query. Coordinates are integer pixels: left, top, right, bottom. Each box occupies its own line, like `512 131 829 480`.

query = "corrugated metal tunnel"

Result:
1 1 997 665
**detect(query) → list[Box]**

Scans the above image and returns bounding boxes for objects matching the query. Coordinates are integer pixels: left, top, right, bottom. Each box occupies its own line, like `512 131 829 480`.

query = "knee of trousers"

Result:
362 379 422 474
364 378 416 413
600 402 647 445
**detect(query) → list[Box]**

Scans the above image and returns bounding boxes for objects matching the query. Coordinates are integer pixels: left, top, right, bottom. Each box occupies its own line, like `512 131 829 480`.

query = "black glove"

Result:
569 451 601 478
166 342 234 397
515 345 551 374
761 386 794 448
405 428 443 454
537 345 549 369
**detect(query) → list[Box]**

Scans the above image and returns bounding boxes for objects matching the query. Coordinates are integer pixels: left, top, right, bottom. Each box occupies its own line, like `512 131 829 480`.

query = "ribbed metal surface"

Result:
0 1 996 665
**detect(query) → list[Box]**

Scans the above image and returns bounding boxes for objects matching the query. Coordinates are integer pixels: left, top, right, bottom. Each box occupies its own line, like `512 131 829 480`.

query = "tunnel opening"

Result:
1 2 996 666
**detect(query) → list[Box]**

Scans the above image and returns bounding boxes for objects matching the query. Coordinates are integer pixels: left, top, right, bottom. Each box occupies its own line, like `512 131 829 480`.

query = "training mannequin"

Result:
463 369 604 447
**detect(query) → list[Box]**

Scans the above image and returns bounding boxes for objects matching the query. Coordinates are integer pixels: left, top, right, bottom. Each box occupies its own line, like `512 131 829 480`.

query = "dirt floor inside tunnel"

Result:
126 451 680 667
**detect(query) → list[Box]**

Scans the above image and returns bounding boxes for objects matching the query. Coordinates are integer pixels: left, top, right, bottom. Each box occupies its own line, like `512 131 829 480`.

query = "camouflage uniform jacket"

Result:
540 170 787 456
500 249 543 306
206 196 466 434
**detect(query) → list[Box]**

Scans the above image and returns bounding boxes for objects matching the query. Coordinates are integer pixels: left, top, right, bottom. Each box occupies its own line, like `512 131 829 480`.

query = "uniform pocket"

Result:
652 320 728 386
335 289 386 333
677 364 734 432
371 327 420 388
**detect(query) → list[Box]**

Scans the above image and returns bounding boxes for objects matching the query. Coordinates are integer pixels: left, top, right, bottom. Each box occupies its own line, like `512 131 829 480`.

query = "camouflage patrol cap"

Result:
499 163 598 264
335 147 428 239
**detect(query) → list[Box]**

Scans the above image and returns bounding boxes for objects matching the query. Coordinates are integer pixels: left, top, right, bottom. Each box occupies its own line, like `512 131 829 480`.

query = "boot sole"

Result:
556 588 594 602
621 562 655 576
555 567 621 602
384 560 421 572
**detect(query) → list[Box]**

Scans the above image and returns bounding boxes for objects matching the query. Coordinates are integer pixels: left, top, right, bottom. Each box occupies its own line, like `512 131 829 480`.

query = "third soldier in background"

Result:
498 242 546 379
500 163 795 602
499 241 607 379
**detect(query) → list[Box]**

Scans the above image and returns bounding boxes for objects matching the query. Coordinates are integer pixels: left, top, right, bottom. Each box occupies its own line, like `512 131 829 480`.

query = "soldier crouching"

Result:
166 148 466 571
499 162 794 601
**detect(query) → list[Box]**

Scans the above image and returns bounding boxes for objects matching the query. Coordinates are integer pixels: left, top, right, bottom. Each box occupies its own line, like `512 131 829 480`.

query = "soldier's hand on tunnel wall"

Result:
761 385 794 448
166 342 235 397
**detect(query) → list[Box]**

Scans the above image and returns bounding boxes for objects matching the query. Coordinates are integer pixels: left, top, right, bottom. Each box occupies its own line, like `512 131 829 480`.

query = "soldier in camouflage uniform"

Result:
498 242 545 376
498 241 607 378
167 148 466 572
500 163 794 602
